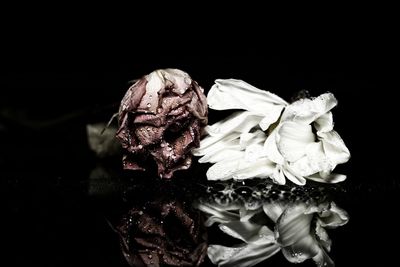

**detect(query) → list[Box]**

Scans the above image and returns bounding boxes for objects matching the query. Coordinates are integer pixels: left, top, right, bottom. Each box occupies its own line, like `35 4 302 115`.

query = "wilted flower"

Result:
115 198 208 267
116 69 207 179
193 79 350 185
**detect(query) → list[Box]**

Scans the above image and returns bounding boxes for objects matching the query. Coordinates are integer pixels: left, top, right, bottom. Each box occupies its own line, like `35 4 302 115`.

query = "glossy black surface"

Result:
2 53 398 266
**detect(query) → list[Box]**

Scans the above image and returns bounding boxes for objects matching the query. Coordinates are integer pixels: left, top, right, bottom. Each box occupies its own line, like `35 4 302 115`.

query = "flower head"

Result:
193 79 350 185
116 69 208 179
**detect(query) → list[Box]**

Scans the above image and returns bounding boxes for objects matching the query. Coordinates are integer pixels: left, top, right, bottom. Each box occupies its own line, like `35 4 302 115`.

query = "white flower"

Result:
195 200 349 267
193 79 350 185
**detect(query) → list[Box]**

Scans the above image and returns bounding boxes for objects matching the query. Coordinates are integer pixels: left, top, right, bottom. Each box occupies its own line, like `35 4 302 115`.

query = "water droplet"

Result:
147 103 151 108
149 95 152 99
138 211 143 215
160 220 163 224
167 146 172 151
242 181 245 185
146 127 151 131
138 145 143 149
160 143 166 147
148 254 153 259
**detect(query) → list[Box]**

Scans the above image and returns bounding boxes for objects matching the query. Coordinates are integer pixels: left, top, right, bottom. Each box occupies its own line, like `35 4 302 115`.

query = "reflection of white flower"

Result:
196 200 348 267
193 79 350 185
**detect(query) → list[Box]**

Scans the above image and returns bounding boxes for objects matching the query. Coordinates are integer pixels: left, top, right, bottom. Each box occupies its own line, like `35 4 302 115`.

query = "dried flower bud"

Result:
116 69 207 179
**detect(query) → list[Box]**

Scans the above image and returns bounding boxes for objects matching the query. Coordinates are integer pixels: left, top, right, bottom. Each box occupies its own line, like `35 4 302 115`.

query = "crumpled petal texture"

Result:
193 79 350 185
116 199 208 267
117 69 207 179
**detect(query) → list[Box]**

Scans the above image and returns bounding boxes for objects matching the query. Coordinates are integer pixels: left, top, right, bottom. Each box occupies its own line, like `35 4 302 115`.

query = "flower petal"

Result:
312 248 335 267
193 131 242 157
281 234 320 263
208 242 280 267
195 203 240 227
315 222 332 251
319 130 351 166
314 112 334 133
290 141 330 177
262 201 288 223
283 167 306 185
277 121 315 162
281 93 337 125
208 79 288 113
207 240 280 267
208 111 264 136
276 203 313 246
206 156 276 181
306 172 347 183
219 221 265 242
318 202 349 228
263 130 285 165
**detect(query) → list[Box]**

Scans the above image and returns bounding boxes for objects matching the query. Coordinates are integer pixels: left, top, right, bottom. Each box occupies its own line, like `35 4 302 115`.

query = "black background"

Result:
1 23 398 266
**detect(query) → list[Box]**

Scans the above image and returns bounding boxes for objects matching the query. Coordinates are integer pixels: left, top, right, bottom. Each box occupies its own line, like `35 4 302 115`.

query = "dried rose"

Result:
116 69 208 179
116 199 208 267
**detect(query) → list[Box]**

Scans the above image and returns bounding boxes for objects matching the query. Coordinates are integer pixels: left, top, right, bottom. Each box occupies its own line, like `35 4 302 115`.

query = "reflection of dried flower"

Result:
115 199 208 267
116 69 207 179
196 197 348 267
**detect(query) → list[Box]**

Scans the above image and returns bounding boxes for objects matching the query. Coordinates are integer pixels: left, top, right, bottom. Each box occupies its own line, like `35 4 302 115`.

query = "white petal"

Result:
307 172 347 183
263 201 288 223
199 149 244 164
263 130 285 165
318 202 349 228
193 131 241 156
315 222 332 251
206 111 263 137
281 234 320 263
283 167 306 185
239 208 263 223
208 79 288 113
235 158 276 180
206 159 243 181
281 93 338 124
206 156 276 181
276 203 313 246
219 221 265 242
271 165 286 185
315 112 334 133
312 248 335 267
258 105 285 130
208 242 280 267
319 130 351 166
278 122 314 162
240 130 267 149
195 202 240 227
